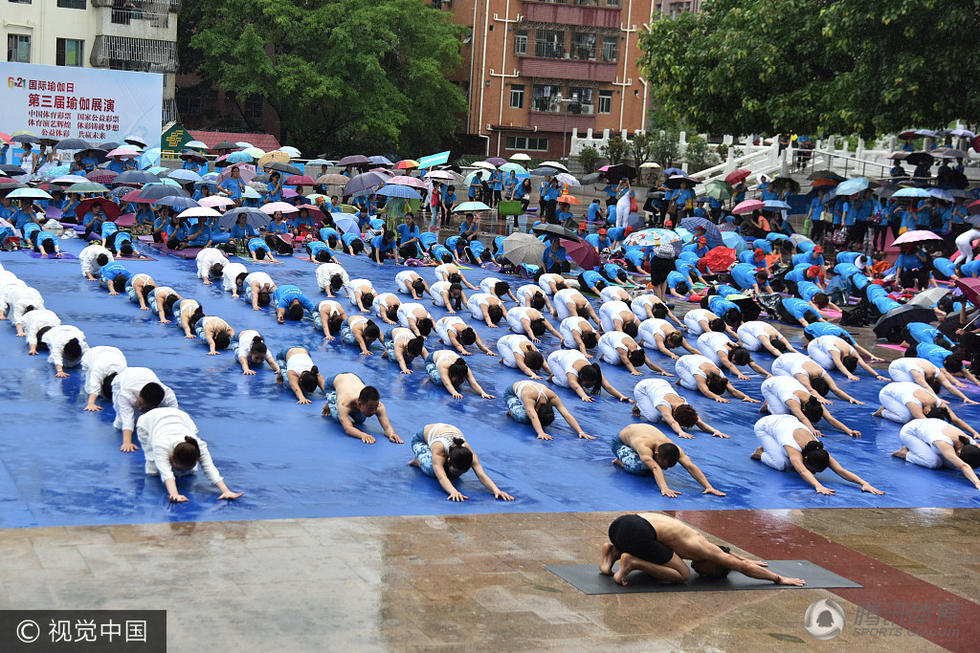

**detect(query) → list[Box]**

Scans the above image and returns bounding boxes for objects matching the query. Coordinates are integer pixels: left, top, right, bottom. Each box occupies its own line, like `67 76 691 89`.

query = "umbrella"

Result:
624 228 679 249
680 217 722 247
556 195 581 205
722 232 747 253
834 178 870 196
87 169 118 184
258 150 290 168
769 176 800 193
472 161 496 171
914 129 937 138
65 182 109 194
275 146 301 158
888 151 909 160
167 169 203 184
243 186 262 200
177 206 222 220
332 213 360 235
223 151 252 164
873 305 936 340
7 187 52 200
344 172 386 197
725 169 751 185
453 201 492 213
810 178 839 189
138 184 189 201
235 141 253 149
338 155 371 167
581 173 602 185
539 160 568 172
927 188 953 203
0 164 28 175
388 175 427 189
121 189 152 204
704 180 734 201
763 199 791 210
212 141 238 150
892 187 931 199
106 147 140 158
509 153 532 162
180 149 207 162
184 140 208 150
264 161 303 176
0 180 25 190
10 134 38 144
158 196 199 210
891 229 942 246
50 175 89 185
664 174 696 189
395 159 419 170
260 201 299 215
376 184 422 200
218 207 270 230
502 233 546 266
955 278 980 307
113 170 160 185
950 129 975 139
556 172 580 187
934 148 968 160
603 163 637 182
422 170 455 183
478 157 503 167
123 135 147 147
530 166 560 177
498 162 528 176
533 223 579 241
369 155 393 166
906 287 950 309
77 198 121 220
733 199 764 215
700 246 737 272
639 162 662 169
285 175 316 186
306 158 331 168
561 238 599 269
808 170 845 182
199 196 236 209
54 138 92 151
905 152 934 167
316 174 350 186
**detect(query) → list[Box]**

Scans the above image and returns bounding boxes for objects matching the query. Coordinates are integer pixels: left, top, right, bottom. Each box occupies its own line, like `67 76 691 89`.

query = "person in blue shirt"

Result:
219 167 246 202
185 219 213 248
895 244 930 289
503 171 517 200
555 201 574 225
266 171 284 203
601 182 618 202
907 343 980 387
957 259 980 278
319 226 341 249
267 212 291 236
468 173 481 201
442 185 458 217
672 181 694 220
622 247 648 273
0 143 7 166
586 199 605 227
0 196 14 222
458 212 477 238
778 296 821 327
274 285 316 323
81 202 107 238
543 178 561 222
133 203 154 227
512 178 531 213
904 322 953 349
99 262 133 295
370 230 400 264
730 262 768 293
706 295 742 328
396 213 421 259
692 198 708 218
305 239 333 263
542 238 569 274
601 261 637 287
10 200 40 231
227 215 257 250
586 227 613 252
341 232 365 256
692 236 710 258
247 236 276 262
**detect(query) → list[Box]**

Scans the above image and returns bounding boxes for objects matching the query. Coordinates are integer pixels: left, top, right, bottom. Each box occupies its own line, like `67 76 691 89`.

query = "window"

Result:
570 32 596 60
601 37 618 62
569 87 594 113
176 94 201 116
56 38 84 67
534 29 564 59
509 84 524 109
8 0 32 4
505 136 549 152
244 96 263 120
531 84 560 112
7 34 30 63
598 90 612 114
57 0 86 8
514 30 527 56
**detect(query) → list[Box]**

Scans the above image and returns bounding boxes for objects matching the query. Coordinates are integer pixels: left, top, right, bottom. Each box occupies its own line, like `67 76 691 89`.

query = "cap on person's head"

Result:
807 265 821 279
599 228 607 235
813 245 823 253
698 236 707 245
577 222 587 232
754 248 764 258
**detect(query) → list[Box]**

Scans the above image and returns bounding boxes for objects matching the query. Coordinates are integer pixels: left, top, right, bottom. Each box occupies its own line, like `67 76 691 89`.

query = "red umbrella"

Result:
87 169 118 184
697 246 736 273
121 189 154 204
955 278 980 307
296 204 326 225
285 175 316 186
725 168 750 185
967 199 980 215
733 199 764 215
561 238 599 270
810 178 839 188
77 197 122 220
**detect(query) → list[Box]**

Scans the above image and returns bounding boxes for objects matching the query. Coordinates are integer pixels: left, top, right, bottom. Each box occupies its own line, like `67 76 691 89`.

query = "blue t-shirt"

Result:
708 296 739 316
581 270 604 289
247 237 268 253
667 271 687 290
602 263 625 280
916 343 953 369
906 323 951 348
804 322 854 343
797 281 823 303
730 263 758 290
99 263 132 285
397 223 420 242
370 235 396 252
319 227 340 243
341 233 362 249
623 248 646 269
307 240 331 258
230 224 257 240
781 297 814 321
543 245 568 269
896 253 923 270
219 178 245 200
960 260 980 278
607 227 625 242
266 182 283 203
274 285 315 313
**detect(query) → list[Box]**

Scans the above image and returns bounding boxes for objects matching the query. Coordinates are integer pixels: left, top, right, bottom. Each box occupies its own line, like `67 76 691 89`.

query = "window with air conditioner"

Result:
571 32 596 60
532 85 560 112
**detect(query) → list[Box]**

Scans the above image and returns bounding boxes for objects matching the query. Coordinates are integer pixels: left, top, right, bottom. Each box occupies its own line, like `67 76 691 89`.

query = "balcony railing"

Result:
523 1 621 28
91 35 178 72
109 8 170 28
93 0 179 10
520 56 618 83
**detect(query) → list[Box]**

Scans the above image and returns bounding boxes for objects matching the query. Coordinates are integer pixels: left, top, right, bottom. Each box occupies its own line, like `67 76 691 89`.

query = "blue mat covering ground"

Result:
1 238 978 529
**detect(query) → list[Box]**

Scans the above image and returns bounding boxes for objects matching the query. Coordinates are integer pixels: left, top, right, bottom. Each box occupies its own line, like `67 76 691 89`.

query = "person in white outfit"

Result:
537 272 567 296
559 316 599 357
136 407 243 503
673 354 758 404
0 280 31 324
316 262 352 298
316 299 347 339
242 271 276 310
79 242 114 280
195 247 229 285
434 315 495 356
479 276 518 303
434 262 478 290
806 335 887 381
888 357 976 404
111 367 179 452
599 285 630 303
349 278 377 313
631 293 682 327
893 419 980 491
428 280 466 313
751 415 883 495
81 345 127 411
496 334 551 379
236 330 283 377
30 324 88 377
515 283 555 316
952 228 980 264
696 331 772 380
5 286 44 336
373 292 402 325
221 261 248 295
598 331 672 376
504 380 592 440
22 308 61 351
873 382 978 437
546 349 631 402
637 317 699 360
683 308 737 338
397 302 435 337
632 378 729 438
395 270 429 299
598 300 639 336
736 320 797 357
466 292 507 327
759 376 861 437
770 352 863 404
554 287 600 323
507 306 561 342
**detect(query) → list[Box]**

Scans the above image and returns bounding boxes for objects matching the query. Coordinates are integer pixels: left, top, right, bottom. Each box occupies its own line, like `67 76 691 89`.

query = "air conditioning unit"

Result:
580 104 594 114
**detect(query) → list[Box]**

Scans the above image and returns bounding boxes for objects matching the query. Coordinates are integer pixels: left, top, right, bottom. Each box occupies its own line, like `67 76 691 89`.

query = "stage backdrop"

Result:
2 62 162 147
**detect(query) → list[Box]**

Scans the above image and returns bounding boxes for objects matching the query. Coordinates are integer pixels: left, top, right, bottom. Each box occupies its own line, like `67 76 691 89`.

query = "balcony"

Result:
90 35 178 73
528 110 595 133
520 56 618 83
523 1 621 28
92 0 180 12
93 5 177 42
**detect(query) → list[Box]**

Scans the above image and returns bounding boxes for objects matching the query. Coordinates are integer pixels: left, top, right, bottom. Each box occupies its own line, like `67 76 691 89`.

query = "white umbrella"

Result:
261 201 299 214
556 172 580 187
199 196 236 209
278 146 302 158
177 206 222 219
540 160 569 172
640 161 661 169
509 153 532 162
473 161 497 170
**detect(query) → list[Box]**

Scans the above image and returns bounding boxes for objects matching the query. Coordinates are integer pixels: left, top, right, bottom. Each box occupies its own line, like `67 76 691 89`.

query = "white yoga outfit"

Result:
221 263 248 293
286 350 315 376
237 329 263 359
373 293 400 318
506 306 539 334
195 248 228 279
630 294 659 320
683 308 713 336
806 336 846 370
466 293 494 321
111 367 178 432
479 276 505 296
637 318 672 349
696 331 734 366
41 325 88 368
349 279 375 306
537 273 564 294
899 418 961 469
79 245 113 276
553 288 583 320
674 354 714 391
23 309 62 348
599 286 629 303
760 376 808 415
954 228 980 263
755 414 808 471
433 264 456 283
633 378 676 422
395 303 427 330
136 407 221 485
389 327 415 351
318 300 343 319
395 270 421 294
11 288 44 326
429 281 452 307
244 271 273 289
516 284 543 306
514 380 548 403
888 358 938 383
771 353 823 380
81 346 127 397
599 301 632 332
316 263 350 293
598 331 633 365
878 381 942 423
559 317 590 349
176 299 200 323
497 334 531 368
435 316 466 345
547 349 588 388
737 321 774 351
425 422 465 455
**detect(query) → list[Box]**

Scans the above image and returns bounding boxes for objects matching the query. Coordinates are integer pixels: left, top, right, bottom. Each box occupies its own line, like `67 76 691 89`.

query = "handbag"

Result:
630 195 639 213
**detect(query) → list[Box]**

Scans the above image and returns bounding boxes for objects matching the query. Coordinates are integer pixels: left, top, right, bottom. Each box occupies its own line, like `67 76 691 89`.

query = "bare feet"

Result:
599 542 619 576
750 446 763 460
631 404 641 417
891 446 909 460
613 553 637 586
612 458 623 468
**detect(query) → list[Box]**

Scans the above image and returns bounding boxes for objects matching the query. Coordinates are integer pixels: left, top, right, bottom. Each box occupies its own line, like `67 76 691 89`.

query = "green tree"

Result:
601 135 628 165
628 132 653 170
638 0 979 138
577 145 601 173
683 135 718 173
182 0 467 154
649 130 680 169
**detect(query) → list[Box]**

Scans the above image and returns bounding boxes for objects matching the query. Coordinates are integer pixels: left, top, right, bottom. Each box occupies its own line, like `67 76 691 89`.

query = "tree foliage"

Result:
638 0 980 138
577 145 601 173
649 130 680 169
683 135 718 173
181 0 467 155
628 132 652 169
601 135 628 165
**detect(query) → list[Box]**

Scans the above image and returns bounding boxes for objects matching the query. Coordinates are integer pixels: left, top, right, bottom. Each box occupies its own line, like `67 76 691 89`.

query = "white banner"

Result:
1 62 162 147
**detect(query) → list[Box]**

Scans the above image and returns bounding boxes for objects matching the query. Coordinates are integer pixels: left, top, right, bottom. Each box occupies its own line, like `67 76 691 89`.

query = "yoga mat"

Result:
545 560 862 595
116 254 158 262
820 309 842 319
146 243 202 260
24 251 78 260
236 256 284 264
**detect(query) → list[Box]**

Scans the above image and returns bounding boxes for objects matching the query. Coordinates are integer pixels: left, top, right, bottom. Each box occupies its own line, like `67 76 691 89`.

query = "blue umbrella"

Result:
306 158 332 167
138 147 161 170
763 199 791 210
218 207 270 230
194 180 220 193
369 155 393 166
332 213 360 235
680 216 723 247
45 165 71 178
226 151 253 164
663 167 685 176
110 186 131 198
927 188 953 202
168 169 203 183
158 196 200 210
114 170 160 185
834 178 869 196
721 231 747 253
892 187 930 199
138 184 189 201
376 184 422 200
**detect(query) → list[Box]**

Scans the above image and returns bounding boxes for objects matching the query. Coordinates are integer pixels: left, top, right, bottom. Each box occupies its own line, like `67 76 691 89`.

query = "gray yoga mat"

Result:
545 560 862 595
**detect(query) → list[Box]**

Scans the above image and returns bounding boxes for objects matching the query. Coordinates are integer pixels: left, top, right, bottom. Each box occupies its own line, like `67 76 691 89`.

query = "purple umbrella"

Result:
680 217 723 248
337 155 371 166
343 171 386 198
485 157 506 166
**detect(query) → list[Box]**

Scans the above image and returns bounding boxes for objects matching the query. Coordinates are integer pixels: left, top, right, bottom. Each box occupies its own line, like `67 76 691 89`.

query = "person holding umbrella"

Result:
542 237 570 274
219 166 246 204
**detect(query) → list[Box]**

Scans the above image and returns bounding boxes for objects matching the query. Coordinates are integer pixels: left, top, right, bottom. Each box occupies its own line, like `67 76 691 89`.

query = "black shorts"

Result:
608 514 674 565
649 256 674 285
